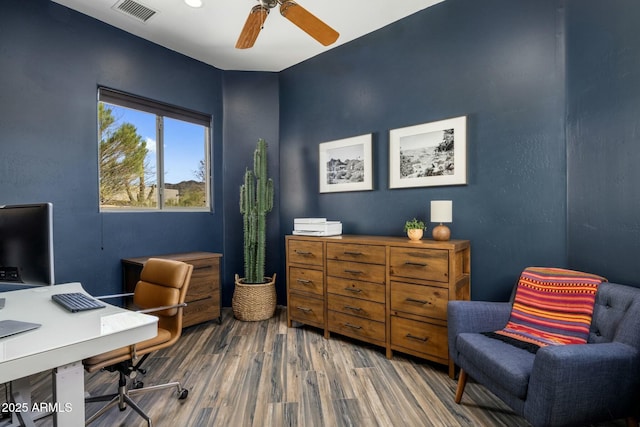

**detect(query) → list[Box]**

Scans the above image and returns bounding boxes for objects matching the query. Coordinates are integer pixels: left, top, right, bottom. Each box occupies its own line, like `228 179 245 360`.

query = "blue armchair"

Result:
448 282 640 427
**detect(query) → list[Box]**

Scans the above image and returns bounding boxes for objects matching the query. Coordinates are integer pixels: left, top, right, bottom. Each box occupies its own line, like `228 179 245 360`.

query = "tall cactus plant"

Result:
240 139 274 284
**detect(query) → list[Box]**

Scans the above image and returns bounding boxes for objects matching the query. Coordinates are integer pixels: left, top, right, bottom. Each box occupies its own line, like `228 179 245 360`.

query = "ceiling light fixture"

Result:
184 0 203 8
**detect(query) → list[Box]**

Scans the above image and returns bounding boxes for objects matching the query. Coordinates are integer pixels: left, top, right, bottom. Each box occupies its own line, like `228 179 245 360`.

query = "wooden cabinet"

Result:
286 235 470 377
122 252 222 328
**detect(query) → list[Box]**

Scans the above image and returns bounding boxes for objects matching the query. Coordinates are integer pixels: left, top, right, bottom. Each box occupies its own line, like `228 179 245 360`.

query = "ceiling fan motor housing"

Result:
259 0 279 9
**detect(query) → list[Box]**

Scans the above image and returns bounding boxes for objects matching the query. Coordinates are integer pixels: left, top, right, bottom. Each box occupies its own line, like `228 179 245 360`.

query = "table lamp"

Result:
431 200 452 241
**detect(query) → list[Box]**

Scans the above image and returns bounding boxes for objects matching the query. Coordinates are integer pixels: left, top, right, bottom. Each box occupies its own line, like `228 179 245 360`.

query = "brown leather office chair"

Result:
83 258 193 426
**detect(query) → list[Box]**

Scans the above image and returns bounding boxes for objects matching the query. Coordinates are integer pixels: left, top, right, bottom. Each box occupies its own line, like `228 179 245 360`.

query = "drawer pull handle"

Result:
406 334 429 342
344 305 362 312
344 269 363 275
404 261 428 267
344 287 362 293
345 323 362 330
295 250 313 256
296 306 312 313
405 298 430 305
296 279 313 285
194 264 213 270
343 251 363 256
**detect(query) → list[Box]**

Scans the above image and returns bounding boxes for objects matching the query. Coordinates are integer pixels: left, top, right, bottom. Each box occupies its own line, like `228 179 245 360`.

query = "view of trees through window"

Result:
98 90 210 211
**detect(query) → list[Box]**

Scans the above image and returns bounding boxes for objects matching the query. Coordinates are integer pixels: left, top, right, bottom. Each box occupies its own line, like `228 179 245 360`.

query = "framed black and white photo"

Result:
389 116 467 189
319 134 373 193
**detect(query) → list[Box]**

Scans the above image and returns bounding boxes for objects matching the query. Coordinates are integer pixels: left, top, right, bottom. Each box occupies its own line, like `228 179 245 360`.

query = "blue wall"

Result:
0 0 225 296
222 71 282 305
3 0 640 305
279 0 567 301
566 0 640 285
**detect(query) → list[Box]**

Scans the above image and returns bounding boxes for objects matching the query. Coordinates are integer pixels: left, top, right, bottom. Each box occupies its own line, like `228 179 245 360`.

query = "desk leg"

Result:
8 378 35 427
52 362 85 427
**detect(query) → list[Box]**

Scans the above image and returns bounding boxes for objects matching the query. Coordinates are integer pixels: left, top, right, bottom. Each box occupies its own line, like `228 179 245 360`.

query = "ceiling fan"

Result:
236 0 340 49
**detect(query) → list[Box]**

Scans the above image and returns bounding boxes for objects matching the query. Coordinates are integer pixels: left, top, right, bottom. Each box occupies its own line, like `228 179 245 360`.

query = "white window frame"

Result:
98 87 212 212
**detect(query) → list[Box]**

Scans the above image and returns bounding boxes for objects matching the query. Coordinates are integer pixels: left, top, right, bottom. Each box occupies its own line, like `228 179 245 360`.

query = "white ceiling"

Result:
51 0 444 72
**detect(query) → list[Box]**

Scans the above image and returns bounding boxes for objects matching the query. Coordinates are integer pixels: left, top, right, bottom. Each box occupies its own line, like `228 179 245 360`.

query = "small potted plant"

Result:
404 218 426 241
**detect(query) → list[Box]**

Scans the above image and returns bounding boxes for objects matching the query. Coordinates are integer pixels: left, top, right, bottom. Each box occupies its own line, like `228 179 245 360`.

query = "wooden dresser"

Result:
122 252 222 328
286 235 470 377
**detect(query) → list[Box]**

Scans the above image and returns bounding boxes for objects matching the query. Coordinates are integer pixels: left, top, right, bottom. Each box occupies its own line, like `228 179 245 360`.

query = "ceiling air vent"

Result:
113 0 157 23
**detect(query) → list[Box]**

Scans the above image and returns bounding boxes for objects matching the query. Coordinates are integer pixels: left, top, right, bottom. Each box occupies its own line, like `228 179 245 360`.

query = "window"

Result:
98 87 211 211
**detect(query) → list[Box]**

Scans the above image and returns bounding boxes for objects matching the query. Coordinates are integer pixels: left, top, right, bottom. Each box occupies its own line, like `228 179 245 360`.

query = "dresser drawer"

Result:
327 276 385 303
187 258 218 301
328 311 385 344
328 293 385 320
327 243 386 265
289 267 324 296
288 240 324 267
183 297 216 328
390 281 448 320
391 316 448 360
288 293 324 327
389 247 449 283
327 260 386 284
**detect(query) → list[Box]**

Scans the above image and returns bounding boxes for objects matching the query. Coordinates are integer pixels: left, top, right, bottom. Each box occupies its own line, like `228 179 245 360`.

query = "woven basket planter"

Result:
232 273 277 321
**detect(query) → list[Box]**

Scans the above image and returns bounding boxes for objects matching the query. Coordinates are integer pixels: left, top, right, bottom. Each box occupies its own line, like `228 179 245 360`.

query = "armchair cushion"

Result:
457 332 535 399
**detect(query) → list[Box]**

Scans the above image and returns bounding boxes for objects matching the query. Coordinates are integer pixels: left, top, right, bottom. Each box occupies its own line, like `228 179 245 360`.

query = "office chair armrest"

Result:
137 302 187 314
94 292 135 300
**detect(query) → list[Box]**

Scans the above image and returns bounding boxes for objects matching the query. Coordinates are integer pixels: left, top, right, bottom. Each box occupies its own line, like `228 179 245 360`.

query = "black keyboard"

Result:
51 292 106 313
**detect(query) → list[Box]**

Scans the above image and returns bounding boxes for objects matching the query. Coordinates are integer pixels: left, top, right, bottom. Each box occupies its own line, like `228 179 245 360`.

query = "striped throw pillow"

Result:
487 267 606 352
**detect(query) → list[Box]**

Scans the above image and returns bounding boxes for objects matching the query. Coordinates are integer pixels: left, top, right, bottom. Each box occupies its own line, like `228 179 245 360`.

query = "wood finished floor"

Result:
5 307 628 427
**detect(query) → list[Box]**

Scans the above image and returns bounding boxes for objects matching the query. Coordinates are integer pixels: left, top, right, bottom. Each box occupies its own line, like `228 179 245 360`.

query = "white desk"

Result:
0 282 158 426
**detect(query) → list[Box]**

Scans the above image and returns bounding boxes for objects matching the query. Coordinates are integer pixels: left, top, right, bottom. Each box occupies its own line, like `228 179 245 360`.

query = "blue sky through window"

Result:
107 105 205 184
164 117 206 185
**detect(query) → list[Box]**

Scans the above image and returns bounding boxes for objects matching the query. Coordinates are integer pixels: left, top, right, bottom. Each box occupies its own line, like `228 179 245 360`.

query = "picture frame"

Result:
319 134 373 193
389 116 467 189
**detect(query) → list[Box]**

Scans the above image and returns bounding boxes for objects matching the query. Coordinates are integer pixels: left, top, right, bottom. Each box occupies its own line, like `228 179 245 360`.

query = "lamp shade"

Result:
430 200 452 223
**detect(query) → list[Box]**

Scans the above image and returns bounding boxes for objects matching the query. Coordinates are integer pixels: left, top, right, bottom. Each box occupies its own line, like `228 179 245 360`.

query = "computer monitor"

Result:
0 203 55 290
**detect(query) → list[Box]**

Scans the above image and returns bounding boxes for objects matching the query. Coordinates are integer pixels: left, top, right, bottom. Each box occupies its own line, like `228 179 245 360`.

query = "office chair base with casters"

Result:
85 368 188 427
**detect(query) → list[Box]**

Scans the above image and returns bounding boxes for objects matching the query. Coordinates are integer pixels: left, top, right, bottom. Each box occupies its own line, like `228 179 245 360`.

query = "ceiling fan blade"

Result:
236 5 269 49
279 1 339 47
